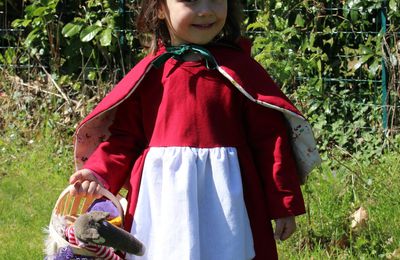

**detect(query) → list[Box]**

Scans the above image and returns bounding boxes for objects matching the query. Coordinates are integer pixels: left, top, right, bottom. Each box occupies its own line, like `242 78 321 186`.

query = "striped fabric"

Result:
65 226 122 260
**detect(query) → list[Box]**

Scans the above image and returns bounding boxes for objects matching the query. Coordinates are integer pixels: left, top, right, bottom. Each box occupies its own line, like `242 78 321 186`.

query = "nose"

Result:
197 0 213 16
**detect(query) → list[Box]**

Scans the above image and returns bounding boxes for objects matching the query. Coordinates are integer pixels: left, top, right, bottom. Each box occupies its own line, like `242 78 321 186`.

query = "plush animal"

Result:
44 197 144 259
74 211 144 256
65 223 122 260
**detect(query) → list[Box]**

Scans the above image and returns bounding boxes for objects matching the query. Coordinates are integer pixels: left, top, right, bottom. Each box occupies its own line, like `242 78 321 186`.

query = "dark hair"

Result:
136 0 243 53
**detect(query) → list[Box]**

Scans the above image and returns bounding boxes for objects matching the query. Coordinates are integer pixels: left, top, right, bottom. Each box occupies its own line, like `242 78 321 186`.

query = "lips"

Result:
192 23 214 29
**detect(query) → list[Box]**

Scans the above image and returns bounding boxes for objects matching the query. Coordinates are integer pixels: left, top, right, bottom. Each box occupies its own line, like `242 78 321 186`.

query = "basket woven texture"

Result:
49 185 125 257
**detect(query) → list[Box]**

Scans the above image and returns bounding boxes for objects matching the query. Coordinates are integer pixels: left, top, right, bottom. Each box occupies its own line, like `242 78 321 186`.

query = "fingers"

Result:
87 181 103 198
280 220 296 240
69 169 102 198
274 216 297 241
70 180 89 196
70 180 102 198
69 169 95 184
274 219 284 240
87 180 99 195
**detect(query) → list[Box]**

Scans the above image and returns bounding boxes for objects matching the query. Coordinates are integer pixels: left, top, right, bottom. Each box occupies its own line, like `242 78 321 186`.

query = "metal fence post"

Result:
118 0 127 76
119 0 126 47
381 0 388 131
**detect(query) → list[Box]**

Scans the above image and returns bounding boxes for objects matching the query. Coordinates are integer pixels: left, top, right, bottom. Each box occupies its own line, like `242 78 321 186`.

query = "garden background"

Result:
1 0 400 259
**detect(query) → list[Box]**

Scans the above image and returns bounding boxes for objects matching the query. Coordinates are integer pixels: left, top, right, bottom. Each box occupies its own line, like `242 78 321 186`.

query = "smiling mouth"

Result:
192 23 214 29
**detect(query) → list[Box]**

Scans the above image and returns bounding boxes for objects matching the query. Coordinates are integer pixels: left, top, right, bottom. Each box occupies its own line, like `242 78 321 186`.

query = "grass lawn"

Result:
278 152 400 259
0 132 399 259
0 133 73 259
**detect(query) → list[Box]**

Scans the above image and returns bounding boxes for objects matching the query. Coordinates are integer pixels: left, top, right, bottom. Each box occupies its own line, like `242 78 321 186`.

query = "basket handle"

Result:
53 185 125 227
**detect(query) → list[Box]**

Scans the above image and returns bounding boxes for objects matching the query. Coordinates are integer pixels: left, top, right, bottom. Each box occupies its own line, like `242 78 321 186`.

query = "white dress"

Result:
127 147 255 260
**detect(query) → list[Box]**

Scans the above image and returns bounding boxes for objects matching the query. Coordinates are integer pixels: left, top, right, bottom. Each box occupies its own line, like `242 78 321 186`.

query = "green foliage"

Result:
59 0 134 78
3 0 400 159
11 0 62 69
60 0 116 47
0 48 18 67
247 0 400 157
10 0 140 81
277 151 400 259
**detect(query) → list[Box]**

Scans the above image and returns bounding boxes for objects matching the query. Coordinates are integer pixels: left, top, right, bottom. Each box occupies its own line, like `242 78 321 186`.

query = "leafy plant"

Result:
10 0 140 81
4 0 400 160
60 0 127 79
247 0 398 158
11 0 62 70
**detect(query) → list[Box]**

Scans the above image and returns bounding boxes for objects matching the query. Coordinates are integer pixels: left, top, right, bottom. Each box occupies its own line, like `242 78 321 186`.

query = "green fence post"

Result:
381 1 388 131
118 0 126 76
119 0 126 46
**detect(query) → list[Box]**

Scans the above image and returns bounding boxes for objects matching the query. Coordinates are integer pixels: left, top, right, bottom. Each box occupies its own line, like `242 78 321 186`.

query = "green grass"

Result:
0 132 73 259
0 132 399 259
277 152 400 259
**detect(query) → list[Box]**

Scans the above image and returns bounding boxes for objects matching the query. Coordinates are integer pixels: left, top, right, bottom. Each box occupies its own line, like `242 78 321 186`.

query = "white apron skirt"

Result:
127 147 255 260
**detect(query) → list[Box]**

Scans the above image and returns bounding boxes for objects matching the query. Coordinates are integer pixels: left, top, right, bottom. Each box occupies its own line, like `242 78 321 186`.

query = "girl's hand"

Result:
273 216 297 241
69 168 103 197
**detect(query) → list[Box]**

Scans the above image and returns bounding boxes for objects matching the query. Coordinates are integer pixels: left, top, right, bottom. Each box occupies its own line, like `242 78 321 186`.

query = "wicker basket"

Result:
48 185 125 257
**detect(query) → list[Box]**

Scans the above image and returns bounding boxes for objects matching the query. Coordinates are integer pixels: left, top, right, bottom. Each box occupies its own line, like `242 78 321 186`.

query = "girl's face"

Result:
159 0 228 46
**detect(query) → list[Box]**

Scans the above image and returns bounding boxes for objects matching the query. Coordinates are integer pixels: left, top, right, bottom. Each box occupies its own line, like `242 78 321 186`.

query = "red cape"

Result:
74 43 320 182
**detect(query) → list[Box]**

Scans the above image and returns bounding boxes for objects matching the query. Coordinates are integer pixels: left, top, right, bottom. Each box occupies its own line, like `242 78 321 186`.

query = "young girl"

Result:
69 0 321 259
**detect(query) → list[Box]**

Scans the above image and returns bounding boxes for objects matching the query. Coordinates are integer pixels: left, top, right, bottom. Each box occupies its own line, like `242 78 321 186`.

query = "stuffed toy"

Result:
44 192 144 260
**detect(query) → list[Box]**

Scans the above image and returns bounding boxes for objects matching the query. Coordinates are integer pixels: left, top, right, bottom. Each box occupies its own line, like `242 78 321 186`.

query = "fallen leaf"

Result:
387 248 400 259
350 206 368 231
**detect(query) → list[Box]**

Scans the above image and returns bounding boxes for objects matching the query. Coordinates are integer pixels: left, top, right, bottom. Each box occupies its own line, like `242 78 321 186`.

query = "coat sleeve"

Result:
244 99 306 219
83 94 147 194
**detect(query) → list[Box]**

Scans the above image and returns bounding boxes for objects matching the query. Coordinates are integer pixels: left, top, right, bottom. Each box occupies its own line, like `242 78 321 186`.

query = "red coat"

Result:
74 42 321 259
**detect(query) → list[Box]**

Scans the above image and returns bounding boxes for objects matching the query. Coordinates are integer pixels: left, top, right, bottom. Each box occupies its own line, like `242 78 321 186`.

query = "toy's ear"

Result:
74 211 109 243
89 211 110 222
88 199 120 219
74 211 145 256
79 227 103 243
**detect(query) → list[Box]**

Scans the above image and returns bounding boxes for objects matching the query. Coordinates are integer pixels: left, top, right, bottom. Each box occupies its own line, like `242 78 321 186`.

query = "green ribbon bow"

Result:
152 44 218 69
